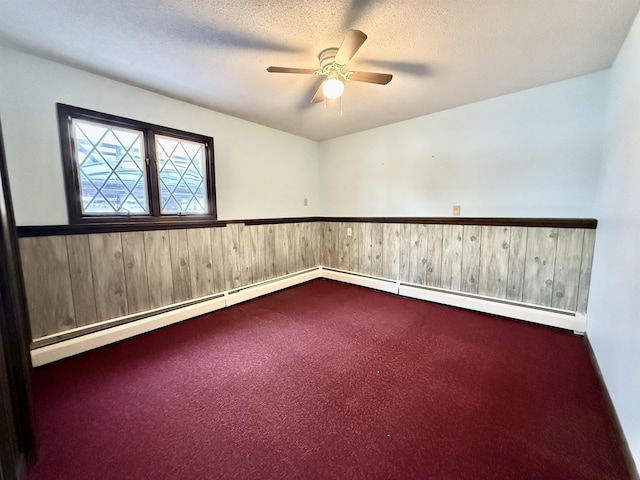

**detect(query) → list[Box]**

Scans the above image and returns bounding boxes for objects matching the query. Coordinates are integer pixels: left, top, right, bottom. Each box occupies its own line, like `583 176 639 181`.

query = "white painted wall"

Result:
0 44 608 224
588 9 640 470
319 72 608 218
0 46 320 225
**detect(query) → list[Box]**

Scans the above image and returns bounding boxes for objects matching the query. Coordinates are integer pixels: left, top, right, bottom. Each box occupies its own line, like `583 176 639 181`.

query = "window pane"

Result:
156 136 207 214
73 119 148 215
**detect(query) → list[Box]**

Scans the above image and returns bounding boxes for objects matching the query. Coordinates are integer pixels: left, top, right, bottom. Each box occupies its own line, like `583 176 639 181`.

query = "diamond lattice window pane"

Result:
156 135 207 215
73 120 148 215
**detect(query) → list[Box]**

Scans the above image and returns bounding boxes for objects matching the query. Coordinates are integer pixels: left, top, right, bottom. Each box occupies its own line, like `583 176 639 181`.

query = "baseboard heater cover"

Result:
320 268 582 333
31 268 322 367
320 268 399 294
399 284 580 331
226 268 320 306
32 267 583 366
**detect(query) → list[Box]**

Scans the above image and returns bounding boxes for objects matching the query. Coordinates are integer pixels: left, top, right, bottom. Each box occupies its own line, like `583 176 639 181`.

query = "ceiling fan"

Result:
267 30 392 109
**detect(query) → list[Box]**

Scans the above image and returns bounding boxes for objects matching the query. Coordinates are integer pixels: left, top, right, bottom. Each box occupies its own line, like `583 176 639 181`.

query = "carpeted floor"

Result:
28 279 631 479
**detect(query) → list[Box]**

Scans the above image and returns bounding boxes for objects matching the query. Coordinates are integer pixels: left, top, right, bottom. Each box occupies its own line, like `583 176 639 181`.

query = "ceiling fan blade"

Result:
334 30 367 66
348 71 393 85
311 83 325 103
267 67 317 75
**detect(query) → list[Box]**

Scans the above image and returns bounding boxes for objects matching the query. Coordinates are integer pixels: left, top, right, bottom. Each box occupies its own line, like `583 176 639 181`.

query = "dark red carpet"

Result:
29 279 630 479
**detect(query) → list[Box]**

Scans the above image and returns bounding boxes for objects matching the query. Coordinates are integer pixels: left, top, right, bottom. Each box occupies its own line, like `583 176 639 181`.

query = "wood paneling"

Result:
522 228 558 306
305 222 319 269
273 223 289 277
337 223 351 272
306 223 316 270
222 223 242 290
144 230 174 309
295 223 306 271
408 224 427 285
287 223 304 273
66 234 97 326
382 223 401 280
21 220 597 340
299 223 310 270
247 225 262 283
169 229 192 302
323 222 338 269
187 228 214 298
334 223 346 270
478 226 510 299
552 228 585 311
461 225 481 294
348 222 360 272
426 224 443 288
577 229 596 314
209 227 226 293
441 225 463 291
237 224 253 285
357 222 372 276
319 223 328 267
89 233 128 320
397 224 411 283
264 224 277 279
314 222 323 269
370 223 384 278
121 232 150 314
284 223 296 274
506 227 527 302
20 236 75 337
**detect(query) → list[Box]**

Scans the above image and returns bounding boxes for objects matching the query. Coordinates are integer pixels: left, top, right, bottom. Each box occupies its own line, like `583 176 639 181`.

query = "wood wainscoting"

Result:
19 223 320 340
321 222 595 313
19 218 595 345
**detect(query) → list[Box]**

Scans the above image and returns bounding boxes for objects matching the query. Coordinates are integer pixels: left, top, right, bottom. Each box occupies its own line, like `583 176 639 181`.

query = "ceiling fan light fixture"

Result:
322 77 344 99
266 30 392 107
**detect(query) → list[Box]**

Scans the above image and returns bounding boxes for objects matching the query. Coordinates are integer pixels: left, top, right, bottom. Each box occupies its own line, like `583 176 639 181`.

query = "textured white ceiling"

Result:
0 0 638 141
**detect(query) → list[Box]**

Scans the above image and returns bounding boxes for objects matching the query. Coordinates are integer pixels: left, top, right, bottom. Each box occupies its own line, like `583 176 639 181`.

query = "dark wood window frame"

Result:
57 103 217 227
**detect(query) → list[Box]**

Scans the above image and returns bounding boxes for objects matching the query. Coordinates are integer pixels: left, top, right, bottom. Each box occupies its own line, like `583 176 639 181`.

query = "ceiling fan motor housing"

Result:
319 48 339 69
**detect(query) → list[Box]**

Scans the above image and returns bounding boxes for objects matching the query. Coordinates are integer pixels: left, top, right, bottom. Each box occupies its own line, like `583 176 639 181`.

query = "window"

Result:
57 104 216 225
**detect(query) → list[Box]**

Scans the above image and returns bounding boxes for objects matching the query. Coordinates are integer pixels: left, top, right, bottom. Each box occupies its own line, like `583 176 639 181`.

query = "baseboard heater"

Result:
319 267 586 334
319 267 399 294
32 266 586 367
31 268 321 367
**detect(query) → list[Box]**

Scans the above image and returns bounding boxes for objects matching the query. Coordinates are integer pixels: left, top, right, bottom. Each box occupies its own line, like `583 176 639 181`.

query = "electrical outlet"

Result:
304 198 308 206
346 227 353 237
453 205 461 216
